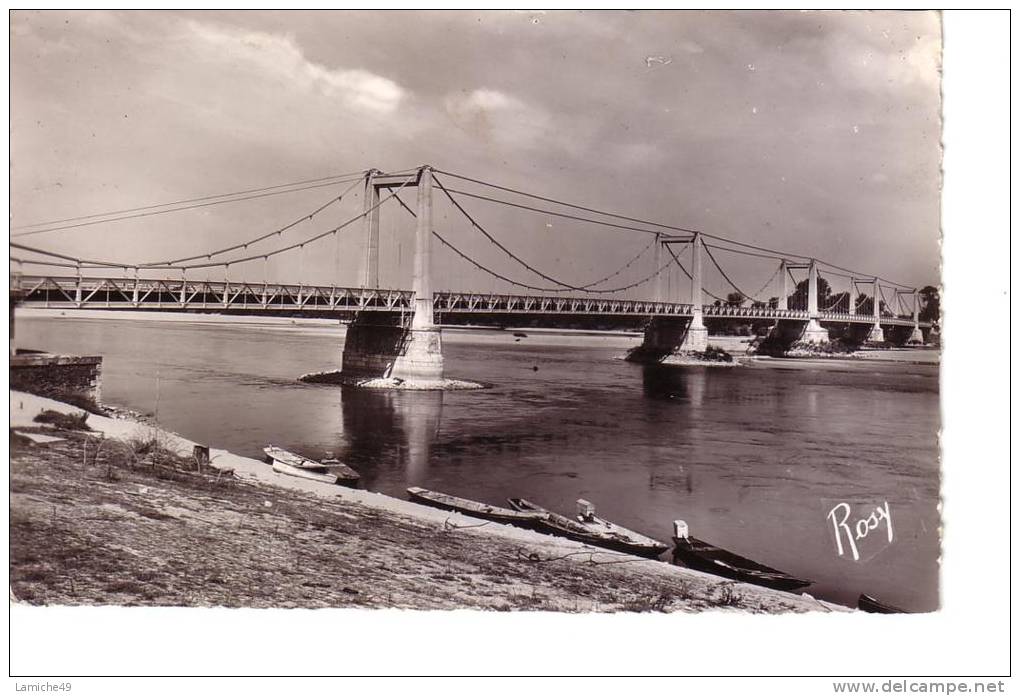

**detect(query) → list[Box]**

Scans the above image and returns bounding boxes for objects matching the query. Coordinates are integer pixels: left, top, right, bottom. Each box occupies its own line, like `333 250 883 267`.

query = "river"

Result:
16 313 941 612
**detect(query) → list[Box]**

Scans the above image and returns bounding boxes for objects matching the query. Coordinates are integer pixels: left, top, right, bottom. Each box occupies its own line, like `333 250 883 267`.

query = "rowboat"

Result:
507 497 669 558
317 451 362 485
263 445 360 486
857 593 906 614
406 487 546 528
670 520 811 593
271 459 340 484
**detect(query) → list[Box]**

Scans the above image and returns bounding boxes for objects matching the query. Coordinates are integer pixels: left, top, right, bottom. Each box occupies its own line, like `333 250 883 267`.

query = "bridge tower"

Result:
907 289 924 344
340 165 444 382
777 259 789 311
800 259 829 344
865 277 885 344
679 232 709 352
625 233 707 363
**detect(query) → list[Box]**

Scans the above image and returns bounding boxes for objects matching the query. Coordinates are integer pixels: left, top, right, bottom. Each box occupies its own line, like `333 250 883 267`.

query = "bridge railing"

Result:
9 274 930 326
433 291 693 316
9 274 415 312
703 305 808 320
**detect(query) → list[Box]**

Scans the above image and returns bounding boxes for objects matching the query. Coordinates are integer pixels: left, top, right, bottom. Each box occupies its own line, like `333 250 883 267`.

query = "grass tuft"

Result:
33 410 92 431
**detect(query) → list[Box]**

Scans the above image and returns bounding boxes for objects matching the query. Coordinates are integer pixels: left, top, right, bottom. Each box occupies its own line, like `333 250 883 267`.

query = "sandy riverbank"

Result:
9 390 844 612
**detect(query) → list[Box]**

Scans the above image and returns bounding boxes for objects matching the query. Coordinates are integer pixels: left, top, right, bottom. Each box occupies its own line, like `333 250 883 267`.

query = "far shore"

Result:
9 389 845 613
15 307 938 363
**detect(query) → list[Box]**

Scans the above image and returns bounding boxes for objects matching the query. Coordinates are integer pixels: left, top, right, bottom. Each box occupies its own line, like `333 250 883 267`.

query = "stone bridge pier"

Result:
626 316 706 364
626 232 708 364
339 166 444 382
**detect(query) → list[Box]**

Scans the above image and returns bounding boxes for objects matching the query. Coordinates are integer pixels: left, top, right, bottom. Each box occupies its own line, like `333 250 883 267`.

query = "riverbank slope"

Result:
9 390 843 613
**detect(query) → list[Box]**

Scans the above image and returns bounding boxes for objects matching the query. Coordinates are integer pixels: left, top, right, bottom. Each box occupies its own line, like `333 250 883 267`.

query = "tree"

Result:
827 291 851 313
725 292 744 307
919 285 940 327
787 277 831 310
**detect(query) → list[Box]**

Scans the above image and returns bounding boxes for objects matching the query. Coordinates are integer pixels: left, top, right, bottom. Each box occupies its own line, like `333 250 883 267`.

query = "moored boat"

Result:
507 497 668 558
406 487 546 528
857 593 906 614
263 445 360 486
271 459 340 485
670 520 811 593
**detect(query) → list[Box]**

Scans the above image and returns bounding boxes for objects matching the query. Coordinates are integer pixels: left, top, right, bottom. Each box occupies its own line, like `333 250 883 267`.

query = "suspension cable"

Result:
11 174 411 272
703 242 775 302
437 179 662 290
436 175 621 292
174 176 413 271
663 243 726 302
440 187 664 237
878 284 893 316
435 168 916 288
12 170 369 232
138 177 364 267
11 175 367 239
393 192 676 295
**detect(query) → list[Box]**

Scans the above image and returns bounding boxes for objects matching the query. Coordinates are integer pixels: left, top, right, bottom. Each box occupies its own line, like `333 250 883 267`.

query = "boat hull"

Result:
264 445 359 487
858 594 906 613
271 460 340 485
507 498 668 558
407 488 545 529
671 537 811 593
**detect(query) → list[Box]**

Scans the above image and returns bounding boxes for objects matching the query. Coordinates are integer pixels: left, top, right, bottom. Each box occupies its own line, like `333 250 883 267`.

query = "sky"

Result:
9 10 943 301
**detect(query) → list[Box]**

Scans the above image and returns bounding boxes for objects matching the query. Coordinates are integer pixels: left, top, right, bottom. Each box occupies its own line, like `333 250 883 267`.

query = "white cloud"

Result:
443 88 553 148
186 21 407 114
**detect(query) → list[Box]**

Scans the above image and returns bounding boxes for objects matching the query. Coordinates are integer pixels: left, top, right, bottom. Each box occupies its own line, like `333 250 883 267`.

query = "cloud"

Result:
186 21 407 114
443 88 553 148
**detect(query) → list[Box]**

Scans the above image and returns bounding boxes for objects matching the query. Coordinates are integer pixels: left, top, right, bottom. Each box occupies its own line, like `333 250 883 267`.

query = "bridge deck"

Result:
9 275 927 327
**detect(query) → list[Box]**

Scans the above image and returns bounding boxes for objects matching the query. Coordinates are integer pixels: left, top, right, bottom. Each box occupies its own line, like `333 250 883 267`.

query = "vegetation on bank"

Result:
33 409 92 431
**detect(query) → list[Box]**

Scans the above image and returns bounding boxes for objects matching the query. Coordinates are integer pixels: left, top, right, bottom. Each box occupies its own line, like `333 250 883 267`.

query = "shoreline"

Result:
15 308 937 365
9 389 846 613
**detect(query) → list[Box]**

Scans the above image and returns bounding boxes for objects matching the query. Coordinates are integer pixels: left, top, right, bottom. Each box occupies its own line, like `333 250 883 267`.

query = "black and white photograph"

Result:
6 8 1011 683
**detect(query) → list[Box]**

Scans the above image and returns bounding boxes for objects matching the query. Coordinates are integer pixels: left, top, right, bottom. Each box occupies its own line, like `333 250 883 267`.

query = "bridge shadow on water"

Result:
337 386 444 490
640 364 708 408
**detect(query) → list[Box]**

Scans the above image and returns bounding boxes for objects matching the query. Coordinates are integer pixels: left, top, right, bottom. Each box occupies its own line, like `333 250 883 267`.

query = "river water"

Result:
17 314 941 612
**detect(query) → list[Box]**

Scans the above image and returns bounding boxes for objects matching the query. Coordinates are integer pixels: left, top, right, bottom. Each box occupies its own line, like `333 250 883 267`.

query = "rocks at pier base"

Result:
299 370 485 391
906 326 925 345
625 317 710 364
783 339 858 358
658 348 738 367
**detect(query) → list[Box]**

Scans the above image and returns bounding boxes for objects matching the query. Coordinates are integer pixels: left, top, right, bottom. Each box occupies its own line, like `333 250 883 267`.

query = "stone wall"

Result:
10 354 103 403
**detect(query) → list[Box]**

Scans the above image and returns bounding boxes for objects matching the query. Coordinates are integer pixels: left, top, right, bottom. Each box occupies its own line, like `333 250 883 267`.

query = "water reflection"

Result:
339 386 444 488
641 365 707 408
18 316 940 611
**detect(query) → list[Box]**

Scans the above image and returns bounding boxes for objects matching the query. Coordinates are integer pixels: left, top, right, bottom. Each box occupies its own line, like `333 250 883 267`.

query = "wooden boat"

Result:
857 593 906 614
406 487 546 528
317 451 362 484
271 459 340 485
507 498 669 558
263 445 360 486
670 520 811 593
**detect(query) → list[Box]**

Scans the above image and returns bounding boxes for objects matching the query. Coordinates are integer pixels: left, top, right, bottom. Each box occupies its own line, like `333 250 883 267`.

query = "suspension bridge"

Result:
10 165 931 380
